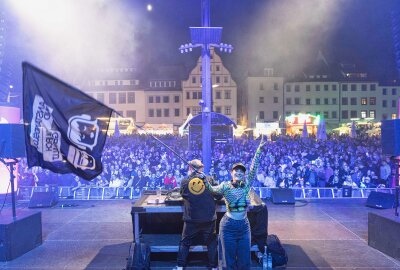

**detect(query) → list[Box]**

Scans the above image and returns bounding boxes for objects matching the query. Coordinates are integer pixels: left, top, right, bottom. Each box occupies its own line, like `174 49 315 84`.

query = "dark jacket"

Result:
180 172 221 223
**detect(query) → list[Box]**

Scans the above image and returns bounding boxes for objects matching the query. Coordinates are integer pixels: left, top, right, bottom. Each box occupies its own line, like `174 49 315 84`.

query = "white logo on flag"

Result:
67 145 96 170
67 114 99 150
30 95 63 162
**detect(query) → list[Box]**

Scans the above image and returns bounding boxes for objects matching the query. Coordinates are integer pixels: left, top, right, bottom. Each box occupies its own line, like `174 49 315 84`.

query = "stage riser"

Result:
368 212 400 260
0 212 42 261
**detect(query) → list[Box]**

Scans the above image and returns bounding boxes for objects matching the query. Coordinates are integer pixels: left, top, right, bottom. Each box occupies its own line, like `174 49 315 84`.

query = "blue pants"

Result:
219 215 251 270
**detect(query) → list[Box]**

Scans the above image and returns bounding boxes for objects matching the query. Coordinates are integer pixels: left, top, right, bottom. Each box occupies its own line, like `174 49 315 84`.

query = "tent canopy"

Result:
184 112 237 129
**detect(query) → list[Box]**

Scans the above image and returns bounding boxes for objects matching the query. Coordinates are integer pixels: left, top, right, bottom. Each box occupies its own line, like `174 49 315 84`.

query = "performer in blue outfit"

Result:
205 137 265 269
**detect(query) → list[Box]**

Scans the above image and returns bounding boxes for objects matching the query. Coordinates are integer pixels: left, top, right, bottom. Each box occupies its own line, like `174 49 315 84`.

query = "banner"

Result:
23 62 113 180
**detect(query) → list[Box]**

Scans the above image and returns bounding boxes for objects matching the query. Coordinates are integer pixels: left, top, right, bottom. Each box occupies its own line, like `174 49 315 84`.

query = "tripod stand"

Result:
0 158 19 219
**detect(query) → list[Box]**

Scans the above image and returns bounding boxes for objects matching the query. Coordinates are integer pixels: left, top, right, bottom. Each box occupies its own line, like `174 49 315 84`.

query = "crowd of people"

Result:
17 132 397 193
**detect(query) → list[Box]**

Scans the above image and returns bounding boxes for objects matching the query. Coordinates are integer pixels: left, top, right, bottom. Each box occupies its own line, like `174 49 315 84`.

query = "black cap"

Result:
231 162 246 172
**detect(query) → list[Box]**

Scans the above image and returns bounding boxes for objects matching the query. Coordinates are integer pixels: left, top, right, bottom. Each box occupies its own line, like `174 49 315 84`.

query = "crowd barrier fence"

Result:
16 186 397 201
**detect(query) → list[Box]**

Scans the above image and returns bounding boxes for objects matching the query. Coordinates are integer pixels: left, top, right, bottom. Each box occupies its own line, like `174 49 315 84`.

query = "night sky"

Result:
2 0 400 102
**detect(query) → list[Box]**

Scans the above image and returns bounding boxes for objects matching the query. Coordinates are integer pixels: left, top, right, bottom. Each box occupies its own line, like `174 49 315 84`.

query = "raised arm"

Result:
246 135 266 187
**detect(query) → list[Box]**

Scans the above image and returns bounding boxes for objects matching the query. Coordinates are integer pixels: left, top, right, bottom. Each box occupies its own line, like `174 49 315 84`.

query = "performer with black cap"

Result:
176 159 221 270
204 137 265 270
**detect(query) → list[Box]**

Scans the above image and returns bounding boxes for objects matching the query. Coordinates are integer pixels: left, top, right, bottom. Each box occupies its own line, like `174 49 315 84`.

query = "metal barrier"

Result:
17 186 396 201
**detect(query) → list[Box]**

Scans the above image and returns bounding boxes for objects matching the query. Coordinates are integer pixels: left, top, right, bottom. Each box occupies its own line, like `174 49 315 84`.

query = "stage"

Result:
0 198 399 269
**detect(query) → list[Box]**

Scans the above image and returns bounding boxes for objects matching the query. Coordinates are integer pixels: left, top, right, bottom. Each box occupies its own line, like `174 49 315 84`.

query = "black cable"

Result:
0 181 11 214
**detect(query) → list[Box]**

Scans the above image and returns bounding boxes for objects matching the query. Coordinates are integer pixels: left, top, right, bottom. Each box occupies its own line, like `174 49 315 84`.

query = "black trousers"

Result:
177 220 218 268
249 204 269 254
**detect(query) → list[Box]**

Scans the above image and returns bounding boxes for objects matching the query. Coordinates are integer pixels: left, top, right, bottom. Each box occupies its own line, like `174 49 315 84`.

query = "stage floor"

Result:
0 198 399 269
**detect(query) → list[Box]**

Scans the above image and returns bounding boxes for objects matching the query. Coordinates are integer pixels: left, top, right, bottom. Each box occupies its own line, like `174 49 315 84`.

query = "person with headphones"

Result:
205 137 265 269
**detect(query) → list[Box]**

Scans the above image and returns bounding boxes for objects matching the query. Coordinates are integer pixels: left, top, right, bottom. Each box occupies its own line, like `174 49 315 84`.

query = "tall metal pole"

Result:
201 0 212 174
179 0 233 174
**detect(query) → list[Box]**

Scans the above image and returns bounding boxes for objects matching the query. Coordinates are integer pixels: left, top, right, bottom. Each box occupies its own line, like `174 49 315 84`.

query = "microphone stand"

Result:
0 158 18 220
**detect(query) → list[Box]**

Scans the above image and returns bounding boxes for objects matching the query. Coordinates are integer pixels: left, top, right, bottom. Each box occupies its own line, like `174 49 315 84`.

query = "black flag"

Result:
23 62 113 180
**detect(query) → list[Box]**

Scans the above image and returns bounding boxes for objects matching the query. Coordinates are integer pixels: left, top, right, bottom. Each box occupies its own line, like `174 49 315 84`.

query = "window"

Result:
128 92 135 103
306 85 311 91
259 111 265 119
383 88 387 95
273 111 278 119
286 85 291 92
370 97 376 105
192 92 198 99
174 96 180 103
198 91 202 99
192 76 196 84
155 96 161 103
186 92 190 99
97 93 104 103
369 110 375 119
316 98 320 105
295 85 300 92
127 110 136 119
392 88 397 95
393 100 397 108
274 83 279 90
164 109 169 117
260 83 265 90
306 99 311 105
225 106 231 115
332 85 337 91
216 65 220 71
342 110 348 119
294 98 300 105
350 110 357 118
316 85 320 91
382 113 388 120
259 97 264 103
273 97 278 103
361 84 367 91
156 109 162 117
383 100 387 107
332 111 337 119
149 109 154 117
370 84 376 91
324 85 329 91
286 111 291 116
119 93 126 104
174 109 180 117
163 96 169 103
224 76 228 83
286 98 292 105
215 106 222 113
216 91 221 99
216 76 220 84
324 98 329 105
324 111 329 119
224 90 231 99
350 98 357 105
361 98 367 105
342 97 348 105
351 84 357 91
332 98 337 105
361 111 367 118
109 93 116 104
149 96 154 103
342 84 348 91
186 108 190 115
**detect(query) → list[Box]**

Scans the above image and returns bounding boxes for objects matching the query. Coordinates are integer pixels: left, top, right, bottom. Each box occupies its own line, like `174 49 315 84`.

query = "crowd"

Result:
17 132 397 192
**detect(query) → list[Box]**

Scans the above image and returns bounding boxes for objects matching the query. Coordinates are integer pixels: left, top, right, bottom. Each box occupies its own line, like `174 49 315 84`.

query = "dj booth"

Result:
131 194 262 253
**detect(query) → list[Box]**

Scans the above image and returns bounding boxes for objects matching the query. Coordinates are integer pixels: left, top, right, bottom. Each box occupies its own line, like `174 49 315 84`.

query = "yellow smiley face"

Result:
188 177 205 195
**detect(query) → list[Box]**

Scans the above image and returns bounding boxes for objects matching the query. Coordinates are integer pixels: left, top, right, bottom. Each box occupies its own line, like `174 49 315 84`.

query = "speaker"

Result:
0 212 42 261
271 188 295 204
0 124 26 158
28 192 58 208
381 119 400 156
366 191 395 209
